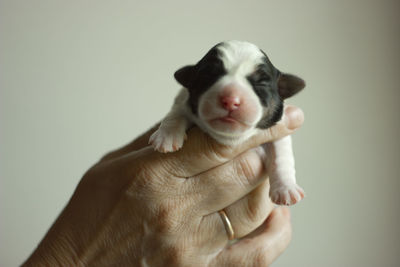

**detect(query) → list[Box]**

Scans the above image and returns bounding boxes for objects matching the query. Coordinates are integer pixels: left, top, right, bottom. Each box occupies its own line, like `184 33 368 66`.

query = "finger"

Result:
118 137 267 212
154 105 304 178
204 180 273 241
197 180 274 250
100 123 160 162
213 207 292 267
189 146 268 214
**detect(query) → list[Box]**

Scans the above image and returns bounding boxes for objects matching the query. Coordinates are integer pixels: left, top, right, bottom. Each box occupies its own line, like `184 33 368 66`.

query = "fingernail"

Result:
284 106 304 130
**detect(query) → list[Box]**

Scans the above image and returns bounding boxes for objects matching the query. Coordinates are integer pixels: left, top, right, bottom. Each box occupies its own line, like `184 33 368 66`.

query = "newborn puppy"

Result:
149 40 305 205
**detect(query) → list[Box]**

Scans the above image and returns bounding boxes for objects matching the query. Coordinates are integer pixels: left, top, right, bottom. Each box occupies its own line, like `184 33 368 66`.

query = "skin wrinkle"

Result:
76 185 144 265
244 182 270 224
212 180 272 240
233 152 263 188
195 154 266 221
32 234 81 266
138 148 187 180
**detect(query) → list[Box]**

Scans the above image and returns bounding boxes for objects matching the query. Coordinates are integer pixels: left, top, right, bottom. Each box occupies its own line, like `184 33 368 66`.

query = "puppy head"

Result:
175 40 305 143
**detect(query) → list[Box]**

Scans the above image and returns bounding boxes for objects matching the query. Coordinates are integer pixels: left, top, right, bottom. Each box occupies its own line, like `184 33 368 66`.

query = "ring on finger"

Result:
218 209 235 240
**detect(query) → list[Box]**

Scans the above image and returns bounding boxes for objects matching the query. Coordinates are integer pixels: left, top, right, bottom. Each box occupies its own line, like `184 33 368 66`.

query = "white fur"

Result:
149 41 304 206
149 89 190 153
217 41 264 74
264 136 304 205
196 77 262 144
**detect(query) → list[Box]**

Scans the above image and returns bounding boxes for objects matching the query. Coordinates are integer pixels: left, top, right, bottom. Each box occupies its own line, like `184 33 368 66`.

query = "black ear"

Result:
174 65 196 89
278 73 305 99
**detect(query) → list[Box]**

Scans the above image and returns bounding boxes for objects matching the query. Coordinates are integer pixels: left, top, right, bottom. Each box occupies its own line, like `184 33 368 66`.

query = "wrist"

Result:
22 210 83 266
22 232 82 266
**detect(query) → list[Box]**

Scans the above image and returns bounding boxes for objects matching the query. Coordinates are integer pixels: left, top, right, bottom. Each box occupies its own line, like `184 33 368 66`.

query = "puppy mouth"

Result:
218 116 240 123
206 115 253 134
210 115 247 125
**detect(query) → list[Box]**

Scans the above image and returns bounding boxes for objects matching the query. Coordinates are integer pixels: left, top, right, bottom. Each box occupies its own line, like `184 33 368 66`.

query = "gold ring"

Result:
218 210 235 240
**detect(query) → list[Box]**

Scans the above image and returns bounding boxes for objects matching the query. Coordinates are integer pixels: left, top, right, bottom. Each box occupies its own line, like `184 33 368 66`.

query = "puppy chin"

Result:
201 121 257 146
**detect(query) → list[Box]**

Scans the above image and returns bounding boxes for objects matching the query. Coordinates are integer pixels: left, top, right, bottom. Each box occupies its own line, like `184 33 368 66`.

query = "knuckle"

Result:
245 199 265 223
199 131 236 163
245 188 272 224
235 156 260 186
206 138 232 162
266 123 287 141
266 126 278 140
154 200 182 235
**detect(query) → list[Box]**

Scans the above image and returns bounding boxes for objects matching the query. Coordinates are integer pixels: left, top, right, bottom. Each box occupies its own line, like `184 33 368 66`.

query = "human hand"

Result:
23 106 303 266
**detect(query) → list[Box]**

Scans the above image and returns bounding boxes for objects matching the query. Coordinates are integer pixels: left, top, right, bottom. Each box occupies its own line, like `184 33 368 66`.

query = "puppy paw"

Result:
149 128 187 153
270 183 305 206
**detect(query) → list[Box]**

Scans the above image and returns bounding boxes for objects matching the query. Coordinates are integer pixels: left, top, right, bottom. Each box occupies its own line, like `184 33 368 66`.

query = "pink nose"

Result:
221 96 240 111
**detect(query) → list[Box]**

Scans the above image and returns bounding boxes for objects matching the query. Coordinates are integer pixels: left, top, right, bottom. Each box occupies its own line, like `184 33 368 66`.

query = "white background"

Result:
1 0 399 266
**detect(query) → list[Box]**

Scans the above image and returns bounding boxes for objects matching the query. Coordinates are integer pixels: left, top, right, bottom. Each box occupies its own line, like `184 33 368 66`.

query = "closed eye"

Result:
255 77 270 85
249 73 271 86
257 71 271 82
249 64 272 85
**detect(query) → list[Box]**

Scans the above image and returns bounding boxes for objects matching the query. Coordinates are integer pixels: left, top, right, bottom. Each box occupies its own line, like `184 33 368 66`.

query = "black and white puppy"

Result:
149 40 305 205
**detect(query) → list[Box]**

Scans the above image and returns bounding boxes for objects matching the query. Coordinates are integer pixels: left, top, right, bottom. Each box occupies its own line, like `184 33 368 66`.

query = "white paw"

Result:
270 183 305 206
149 127 187 153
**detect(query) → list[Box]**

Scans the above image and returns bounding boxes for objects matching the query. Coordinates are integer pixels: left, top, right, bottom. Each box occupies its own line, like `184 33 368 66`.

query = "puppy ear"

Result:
278 73 305 99
174 65 196 89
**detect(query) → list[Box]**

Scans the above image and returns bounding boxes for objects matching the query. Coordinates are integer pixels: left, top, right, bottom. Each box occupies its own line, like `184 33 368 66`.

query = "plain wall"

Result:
1 0 399 266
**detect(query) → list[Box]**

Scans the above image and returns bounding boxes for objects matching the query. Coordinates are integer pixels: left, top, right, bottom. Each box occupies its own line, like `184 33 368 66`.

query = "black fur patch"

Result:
256 101 284 129
174 44 227 114
247 54 284 129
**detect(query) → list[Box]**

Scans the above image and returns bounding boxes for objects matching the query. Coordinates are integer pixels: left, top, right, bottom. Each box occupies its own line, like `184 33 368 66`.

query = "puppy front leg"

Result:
265 136 305 205
149 108 191 153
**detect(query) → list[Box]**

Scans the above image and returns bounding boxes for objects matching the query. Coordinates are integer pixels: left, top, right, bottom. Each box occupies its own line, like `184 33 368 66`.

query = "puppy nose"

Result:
221 96 240 111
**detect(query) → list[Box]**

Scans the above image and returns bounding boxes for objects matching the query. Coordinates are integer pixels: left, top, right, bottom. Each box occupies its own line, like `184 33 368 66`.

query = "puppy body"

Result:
149 41 305 205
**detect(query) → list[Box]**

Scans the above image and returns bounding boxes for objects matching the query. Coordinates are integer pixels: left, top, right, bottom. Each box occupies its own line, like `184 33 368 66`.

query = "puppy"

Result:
149 40 305 205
